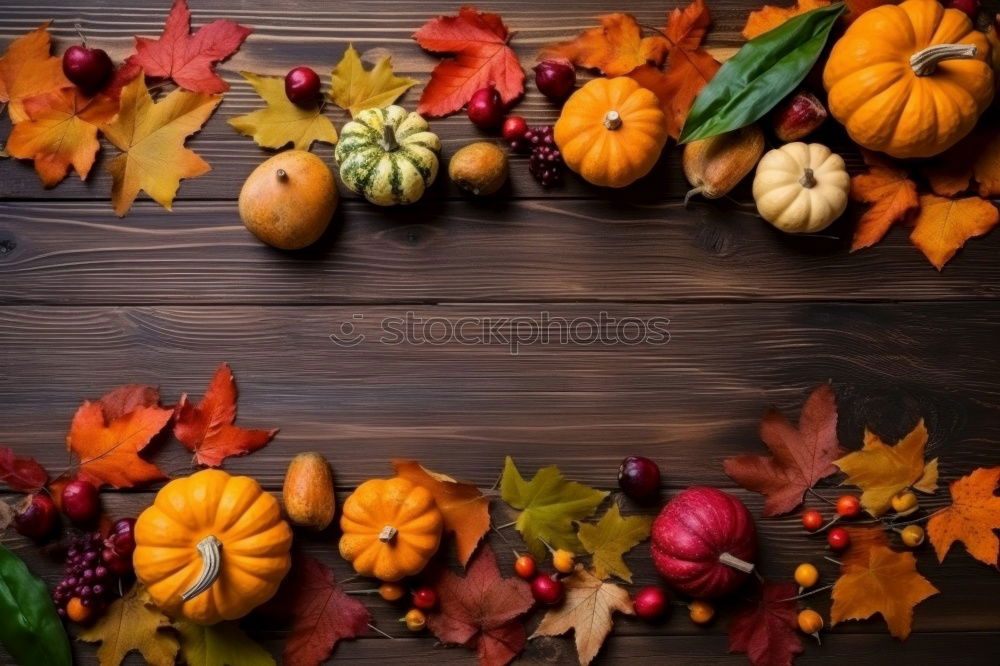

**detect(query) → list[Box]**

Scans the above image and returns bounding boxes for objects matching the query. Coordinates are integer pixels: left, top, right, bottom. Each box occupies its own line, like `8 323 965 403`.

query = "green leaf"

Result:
176 620 275 666
679 3 845 143
500 456 607 558
0 544 71 666
578 505 653 583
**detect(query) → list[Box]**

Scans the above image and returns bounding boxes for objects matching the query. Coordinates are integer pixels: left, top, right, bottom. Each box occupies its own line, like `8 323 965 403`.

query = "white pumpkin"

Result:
752 142 849 233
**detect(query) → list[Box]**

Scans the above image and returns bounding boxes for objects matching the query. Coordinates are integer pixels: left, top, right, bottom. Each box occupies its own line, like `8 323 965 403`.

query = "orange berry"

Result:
403 608 426 632
836 495 861 517
801 509 823 531
794 563 819 588
901 524 925 547
797 609 823 634
66 597 93 624
514 554 536 579
892 491 919 515
379 582 406 602
552 549 575 574
689 600 715 625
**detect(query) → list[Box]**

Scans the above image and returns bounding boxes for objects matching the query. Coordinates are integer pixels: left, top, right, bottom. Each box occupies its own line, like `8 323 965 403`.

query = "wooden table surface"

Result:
1 1 999 664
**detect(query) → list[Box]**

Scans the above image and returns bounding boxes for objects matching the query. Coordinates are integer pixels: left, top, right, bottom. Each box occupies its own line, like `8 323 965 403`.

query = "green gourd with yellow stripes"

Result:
335 105 441 206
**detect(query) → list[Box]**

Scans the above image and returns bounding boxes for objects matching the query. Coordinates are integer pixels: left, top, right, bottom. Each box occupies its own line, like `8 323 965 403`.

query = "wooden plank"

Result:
2 200 999 304
0 304 996 487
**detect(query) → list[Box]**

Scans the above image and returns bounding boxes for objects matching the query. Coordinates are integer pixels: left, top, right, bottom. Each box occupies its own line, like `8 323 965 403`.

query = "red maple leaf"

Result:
728 581 803 666
97 384 162 421
413 6 524 117
426 545 534 666
0 446 49 492
127 0 252 94
724 384 844 516
173 362 277 467
280 554 371 666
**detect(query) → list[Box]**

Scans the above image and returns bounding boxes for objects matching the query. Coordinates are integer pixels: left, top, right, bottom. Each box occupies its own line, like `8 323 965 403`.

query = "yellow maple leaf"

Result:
909 194 1000 270
330 44 417 117
831 528 938 639
0 22 70 123
742 0 831 40
7 87 118 187
927 466 1000 566
101 73 220 217
834 420 937 516
77 584 179 666
228 72 338 151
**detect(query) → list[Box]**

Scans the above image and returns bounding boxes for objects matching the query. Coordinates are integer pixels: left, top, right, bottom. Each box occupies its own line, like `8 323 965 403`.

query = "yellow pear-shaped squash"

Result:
133 469 292 625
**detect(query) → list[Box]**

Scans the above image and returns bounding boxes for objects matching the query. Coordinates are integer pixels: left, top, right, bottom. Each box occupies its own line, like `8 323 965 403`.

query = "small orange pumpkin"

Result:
339 477 443 581
554 77 668 188
823 0 993 158
133 469 292 625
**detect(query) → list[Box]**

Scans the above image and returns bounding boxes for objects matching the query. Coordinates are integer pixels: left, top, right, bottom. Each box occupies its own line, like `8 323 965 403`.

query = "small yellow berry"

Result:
379 582 407 602
552 549 575 574
794 563 819 588
403 608 426 632
891 491 919 516
797 609 823 635
689 600 715 625
901 524 925 547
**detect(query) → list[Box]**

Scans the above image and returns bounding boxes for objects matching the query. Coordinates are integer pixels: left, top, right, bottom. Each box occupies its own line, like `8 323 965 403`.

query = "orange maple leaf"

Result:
910 194 1000 270
923 128 1000 199
392 460 491 567
540 13 669 77
67 401 172 489
831 528 939 639
850 151 919 251
173 362 277 467
663 0 713 50
0 22 71 123
7 87 118 187
742 0 831 40
927 467 1000 567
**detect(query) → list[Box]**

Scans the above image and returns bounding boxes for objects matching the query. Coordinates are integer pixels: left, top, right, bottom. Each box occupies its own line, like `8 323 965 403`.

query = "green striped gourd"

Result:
335 106 441 206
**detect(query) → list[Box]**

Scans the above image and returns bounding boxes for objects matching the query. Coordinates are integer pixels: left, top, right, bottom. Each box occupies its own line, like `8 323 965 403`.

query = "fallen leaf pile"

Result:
927 466 1000 566
413 7 524 117
531 566 634 666
725 383 843 516
831 529 939 639
727 581 802 666
427 545 534 666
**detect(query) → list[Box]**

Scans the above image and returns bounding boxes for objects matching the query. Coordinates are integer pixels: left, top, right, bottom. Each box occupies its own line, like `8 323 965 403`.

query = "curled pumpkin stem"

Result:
181 535 222 601
717 551 755 574
909 43 977 76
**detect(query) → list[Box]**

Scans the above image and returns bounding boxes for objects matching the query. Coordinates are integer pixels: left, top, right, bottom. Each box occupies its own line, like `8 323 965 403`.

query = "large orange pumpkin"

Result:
823 0 993 159
554 77 668 188
133 469 292 625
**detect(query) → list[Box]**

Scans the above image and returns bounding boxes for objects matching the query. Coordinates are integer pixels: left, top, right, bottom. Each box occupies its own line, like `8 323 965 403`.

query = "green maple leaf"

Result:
578 504 653 582
500 456 607 558
175 620 275 666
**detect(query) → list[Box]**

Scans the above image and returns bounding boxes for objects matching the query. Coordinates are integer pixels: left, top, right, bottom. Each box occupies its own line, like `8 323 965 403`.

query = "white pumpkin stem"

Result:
380 124 399 152
181 535 222 601
799 167 817 188
379 525 398 543
718 551 755 574
909 43 977 77
603 111 623 130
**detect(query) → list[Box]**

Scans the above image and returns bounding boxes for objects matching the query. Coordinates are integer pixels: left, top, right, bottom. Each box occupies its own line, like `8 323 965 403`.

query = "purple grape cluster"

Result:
524 126 564 188
53 518 136 620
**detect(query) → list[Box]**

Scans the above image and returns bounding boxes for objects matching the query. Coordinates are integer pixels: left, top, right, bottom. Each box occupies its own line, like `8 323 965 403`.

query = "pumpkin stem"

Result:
180 535 222 602
276 168 288 182
380 124 400 152
799 167 817 188
379 525 398 543
603 111 623 130
717 551 755 574
909 43 978 77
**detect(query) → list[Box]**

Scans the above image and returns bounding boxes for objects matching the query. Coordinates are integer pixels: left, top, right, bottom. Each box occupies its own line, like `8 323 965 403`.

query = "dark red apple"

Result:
13 493 58 539
62 45 113 95
61 479 101 526
284 66 321 106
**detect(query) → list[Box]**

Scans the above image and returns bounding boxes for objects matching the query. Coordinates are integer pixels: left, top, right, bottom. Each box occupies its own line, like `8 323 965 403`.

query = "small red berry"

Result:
836 495 861 518
827 527 850 550
801 509 823 532
514 554 537 579
13 493 58 540
502 115 529 143
632 586 667 620
412 586 438 610
467 84 505 129
61 480 101 526
617 456 661 502
947 0 979 19
284 66 321 106
530 573 565 606
534 59 576 102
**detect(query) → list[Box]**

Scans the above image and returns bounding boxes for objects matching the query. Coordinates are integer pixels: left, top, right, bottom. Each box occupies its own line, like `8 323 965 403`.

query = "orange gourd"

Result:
823 0 993 159
554 77 668 187
133 469 292 625
339 477 443 581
